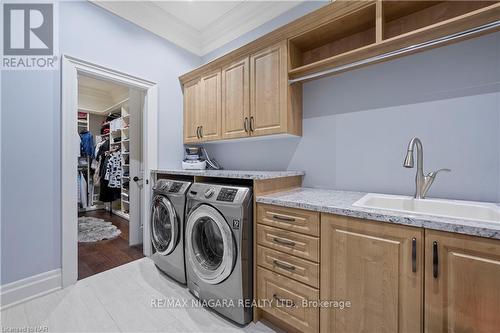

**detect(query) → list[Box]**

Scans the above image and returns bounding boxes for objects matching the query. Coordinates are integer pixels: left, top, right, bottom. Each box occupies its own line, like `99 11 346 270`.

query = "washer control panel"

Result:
168 182 183 193
216 187 238 202
153 179 191 194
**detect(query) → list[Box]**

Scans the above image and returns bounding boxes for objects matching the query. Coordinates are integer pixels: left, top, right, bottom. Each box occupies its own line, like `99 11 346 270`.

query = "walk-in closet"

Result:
77 74 144 280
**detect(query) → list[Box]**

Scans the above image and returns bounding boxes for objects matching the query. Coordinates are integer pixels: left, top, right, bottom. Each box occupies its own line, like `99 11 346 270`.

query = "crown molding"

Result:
91 1 305 56
91 1 202 55
200 2 302 55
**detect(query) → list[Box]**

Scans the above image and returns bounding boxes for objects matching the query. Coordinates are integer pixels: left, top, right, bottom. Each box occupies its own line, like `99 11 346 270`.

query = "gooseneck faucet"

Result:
403 137 451 199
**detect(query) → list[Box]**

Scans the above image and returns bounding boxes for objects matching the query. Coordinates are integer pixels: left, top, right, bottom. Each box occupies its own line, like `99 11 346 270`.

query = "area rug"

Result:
78 216 121 242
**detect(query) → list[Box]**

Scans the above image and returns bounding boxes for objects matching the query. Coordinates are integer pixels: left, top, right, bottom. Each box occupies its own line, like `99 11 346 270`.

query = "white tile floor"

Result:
1 258 276 333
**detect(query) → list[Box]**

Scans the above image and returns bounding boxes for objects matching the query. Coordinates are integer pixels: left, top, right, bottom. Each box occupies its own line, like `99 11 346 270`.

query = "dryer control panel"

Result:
216 188 238 202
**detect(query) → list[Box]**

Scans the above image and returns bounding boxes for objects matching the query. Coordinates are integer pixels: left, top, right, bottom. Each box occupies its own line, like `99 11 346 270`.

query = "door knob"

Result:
133 176 142 182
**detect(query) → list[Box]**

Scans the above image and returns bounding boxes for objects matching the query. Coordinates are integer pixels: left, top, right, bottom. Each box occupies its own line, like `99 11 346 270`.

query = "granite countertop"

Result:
152 169 305 180
256 187 500 240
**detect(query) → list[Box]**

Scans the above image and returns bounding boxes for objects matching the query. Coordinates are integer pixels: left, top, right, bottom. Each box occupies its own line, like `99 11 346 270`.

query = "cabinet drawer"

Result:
257 224 319 262
257 267 319 333
257 204 320 236
257 245 319 288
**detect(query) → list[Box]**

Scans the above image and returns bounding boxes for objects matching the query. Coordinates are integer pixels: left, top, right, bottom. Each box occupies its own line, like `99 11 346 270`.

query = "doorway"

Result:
62 56 158 287
76 75 144 279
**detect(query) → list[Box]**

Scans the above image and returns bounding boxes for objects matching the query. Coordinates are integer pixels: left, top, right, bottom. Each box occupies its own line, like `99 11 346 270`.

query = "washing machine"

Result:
185 183 253 325
150 179 192 284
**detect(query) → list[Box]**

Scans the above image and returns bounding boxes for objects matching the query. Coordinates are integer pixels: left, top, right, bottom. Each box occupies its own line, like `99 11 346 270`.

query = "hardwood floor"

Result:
78 209 144 280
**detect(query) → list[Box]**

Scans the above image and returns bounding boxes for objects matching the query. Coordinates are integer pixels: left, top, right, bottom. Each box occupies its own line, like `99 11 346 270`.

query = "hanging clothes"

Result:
105 151 122 188
97 141 120 202
79 171 88 208
80 130 94 157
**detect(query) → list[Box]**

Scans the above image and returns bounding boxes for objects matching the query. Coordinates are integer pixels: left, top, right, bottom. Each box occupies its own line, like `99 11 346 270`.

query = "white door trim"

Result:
61 55 157 287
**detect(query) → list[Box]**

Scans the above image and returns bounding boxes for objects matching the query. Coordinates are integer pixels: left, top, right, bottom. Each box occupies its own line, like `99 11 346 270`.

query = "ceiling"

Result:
91 1 312 56
78 75 129 114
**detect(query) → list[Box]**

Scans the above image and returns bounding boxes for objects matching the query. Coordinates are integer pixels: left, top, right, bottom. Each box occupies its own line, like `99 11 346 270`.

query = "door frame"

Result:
61 55 157 287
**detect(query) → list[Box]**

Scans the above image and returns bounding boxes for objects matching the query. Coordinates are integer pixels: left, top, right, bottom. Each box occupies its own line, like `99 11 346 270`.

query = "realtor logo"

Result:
2 2 58 69
3 3 53 55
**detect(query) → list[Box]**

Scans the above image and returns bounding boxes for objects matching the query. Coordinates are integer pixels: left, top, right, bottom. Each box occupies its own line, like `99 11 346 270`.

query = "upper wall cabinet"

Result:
250 42 298 137
199 70 222 142
221 57 250 140
183 78 201 144
183 71 222 143
183 42 302 144
181 1 500 143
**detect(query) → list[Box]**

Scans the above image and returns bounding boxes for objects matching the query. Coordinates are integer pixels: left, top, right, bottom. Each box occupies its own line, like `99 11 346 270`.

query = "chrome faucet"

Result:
403 137 451 199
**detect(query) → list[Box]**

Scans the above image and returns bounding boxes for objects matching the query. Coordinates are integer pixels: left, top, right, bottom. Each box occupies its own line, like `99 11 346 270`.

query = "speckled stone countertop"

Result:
256 187 500 240
152 169 305 180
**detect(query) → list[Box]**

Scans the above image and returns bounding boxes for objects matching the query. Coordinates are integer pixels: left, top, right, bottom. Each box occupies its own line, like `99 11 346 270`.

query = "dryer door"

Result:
186 204 236 285
150 195 179 255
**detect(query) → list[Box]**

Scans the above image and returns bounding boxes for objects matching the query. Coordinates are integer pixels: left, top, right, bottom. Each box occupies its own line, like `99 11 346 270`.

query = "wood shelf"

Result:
289 3 376 70
288 1 500 81
382 1 496 39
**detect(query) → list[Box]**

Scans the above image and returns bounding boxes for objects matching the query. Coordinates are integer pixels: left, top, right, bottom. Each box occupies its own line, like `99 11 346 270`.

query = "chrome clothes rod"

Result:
288 20 500 84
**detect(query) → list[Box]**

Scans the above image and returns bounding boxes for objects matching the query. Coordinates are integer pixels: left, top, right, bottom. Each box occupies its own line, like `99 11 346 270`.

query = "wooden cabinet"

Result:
425 229 500 333
257 267 319 333
255 204 500 333
199 70 221 141
321 214 423 333
249 42 288 137
182 42 302 143
183 71 222 143
257 203 319 237
222 57 250 139
256 204 319 333
183 78 201 144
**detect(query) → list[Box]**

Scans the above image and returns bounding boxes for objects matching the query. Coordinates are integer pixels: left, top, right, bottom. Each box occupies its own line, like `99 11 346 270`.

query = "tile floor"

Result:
1 258 276 333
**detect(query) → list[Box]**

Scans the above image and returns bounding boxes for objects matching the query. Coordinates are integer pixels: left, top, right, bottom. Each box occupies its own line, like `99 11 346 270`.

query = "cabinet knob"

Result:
250 116 254 132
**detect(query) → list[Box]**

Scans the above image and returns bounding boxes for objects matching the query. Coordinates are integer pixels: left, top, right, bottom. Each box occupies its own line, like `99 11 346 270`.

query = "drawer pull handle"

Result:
272 214 296 222
272 294 295 307
273 260 296 271
273 237 295 247
412 237 417 273
433 241 439 279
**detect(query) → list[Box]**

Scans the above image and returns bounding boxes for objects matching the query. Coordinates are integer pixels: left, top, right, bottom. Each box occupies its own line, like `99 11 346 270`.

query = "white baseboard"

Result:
0 269 62 310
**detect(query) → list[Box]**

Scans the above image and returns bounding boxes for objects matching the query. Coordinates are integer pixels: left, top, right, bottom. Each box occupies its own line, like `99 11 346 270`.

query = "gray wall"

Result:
1 1 200 284
203 22 500 202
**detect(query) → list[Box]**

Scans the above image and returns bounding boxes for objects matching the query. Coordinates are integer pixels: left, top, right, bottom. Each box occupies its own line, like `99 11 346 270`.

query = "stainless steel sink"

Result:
353 193 500 223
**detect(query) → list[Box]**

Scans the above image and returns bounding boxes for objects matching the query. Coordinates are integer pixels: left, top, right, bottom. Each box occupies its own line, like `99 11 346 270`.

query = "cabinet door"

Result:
425 230 500 333
183 78 201 144
250 42 287 136
321 214 423 333
222 57 250 139
199 70 221 142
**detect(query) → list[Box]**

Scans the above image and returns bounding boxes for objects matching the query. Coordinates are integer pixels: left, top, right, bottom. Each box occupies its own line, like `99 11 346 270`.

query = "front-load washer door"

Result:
151 195 179 255
186 204 236 285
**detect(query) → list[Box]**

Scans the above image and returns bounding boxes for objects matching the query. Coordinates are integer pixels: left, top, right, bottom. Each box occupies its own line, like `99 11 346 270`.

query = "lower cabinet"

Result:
256 204 500 333
425 229 500 332
257 267 319 333
320 214 423 333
